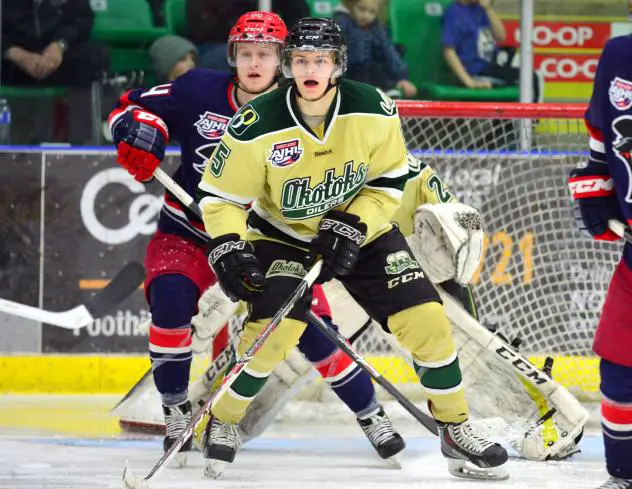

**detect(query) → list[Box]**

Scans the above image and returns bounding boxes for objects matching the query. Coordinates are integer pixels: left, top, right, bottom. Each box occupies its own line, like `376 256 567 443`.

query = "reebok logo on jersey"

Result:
609 77 632 111
268 140 303 167
280 161 368 220
195 112 230 140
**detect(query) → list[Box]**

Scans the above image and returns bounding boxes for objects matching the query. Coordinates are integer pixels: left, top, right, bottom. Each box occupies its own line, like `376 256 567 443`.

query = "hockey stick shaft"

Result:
0 262 145 328
306 309 438 435
608 219 632 244
123 261 322 488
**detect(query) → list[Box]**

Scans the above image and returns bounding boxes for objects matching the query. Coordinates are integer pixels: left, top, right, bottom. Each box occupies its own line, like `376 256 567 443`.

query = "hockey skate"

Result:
162 400 193 468
598 477 632 489
202 415 242 479
438 419 509 481
357 406 405 467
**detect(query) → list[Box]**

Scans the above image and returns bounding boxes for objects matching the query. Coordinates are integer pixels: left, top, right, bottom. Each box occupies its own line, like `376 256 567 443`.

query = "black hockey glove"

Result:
306 210 367 284
207 234 266 302
568 163 624 241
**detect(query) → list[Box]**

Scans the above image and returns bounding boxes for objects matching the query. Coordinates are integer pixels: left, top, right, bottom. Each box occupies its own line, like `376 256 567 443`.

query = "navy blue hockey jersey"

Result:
586 34 632 267
119 69 239 244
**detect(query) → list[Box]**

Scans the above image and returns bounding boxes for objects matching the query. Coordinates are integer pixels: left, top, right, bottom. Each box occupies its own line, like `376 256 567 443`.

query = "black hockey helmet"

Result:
282 17 347 79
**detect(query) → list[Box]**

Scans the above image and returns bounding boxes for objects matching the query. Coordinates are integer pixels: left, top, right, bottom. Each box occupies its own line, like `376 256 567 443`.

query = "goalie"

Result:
175 151 587 464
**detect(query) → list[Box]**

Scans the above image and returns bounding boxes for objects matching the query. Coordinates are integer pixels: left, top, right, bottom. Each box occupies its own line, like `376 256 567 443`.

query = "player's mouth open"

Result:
304 79 319 88
248 73 261 79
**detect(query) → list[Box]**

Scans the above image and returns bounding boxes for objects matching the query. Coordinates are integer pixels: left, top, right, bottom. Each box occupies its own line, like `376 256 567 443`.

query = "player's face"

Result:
291 51 336 99
234 43 280 92
350 0 378 27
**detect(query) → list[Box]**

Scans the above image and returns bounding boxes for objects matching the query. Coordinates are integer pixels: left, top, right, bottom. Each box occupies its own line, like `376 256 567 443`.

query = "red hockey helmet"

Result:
227 11 288 67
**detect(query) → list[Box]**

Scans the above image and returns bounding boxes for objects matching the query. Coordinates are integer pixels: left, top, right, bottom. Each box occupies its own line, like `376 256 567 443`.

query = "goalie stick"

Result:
608 219 632 244
122 260 323 489
0 261 145 329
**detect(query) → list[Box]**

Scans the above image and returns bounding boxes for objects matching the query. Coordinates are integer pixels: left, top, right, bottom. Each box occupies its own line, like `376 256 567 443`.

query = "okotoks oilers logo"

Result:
609 77 632 111
194 111 230 139
268 139 303 167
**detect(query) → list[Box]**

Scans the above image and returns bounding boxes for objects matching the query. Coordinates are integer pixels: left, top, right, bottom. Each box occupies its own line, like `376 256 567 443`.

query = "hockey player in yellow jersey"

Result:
197 17 509 481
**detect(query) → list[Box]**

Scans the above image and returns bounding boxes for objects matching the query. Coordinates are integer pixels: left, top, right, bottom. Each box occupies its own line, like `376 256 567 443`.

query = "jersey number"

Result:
427 175 453 203
210 141 231 177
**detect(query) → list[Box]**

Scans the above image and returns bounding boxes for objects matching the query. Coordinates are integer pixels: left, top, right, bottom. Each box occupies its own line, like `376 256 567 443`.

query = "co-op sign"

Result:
504 20 611 83
81 167 162 245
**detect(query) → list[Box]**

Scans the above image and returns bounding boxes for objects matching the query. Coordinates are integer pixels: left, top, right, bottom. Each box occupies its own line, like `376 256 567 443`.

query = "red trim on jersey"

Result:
585 119 605 143
164 194 207 231
314 348 354 380
227 82 239 113
602 397 632 426
149 325 192 348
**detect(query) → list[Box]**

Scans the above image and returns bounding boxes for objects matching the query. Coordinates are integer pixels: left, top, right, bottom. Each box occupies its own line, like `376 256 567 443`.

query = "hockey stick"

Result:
0 261 145 328
122 260 322 489
608 219 632 243
153 167 440 435
306 310 438 435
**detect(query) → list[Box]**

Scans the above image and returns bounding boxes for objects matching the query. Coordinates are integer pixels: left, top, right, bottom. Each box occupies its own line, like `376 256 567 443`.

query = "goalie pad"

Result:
191 283 239 354
412 203 484 284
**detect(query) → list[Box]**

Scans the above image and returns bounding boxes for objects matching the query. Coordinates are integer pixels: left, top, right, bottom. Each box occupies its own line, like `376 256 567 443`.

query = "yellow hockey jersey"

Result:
392 154 457 237
197 79 410 248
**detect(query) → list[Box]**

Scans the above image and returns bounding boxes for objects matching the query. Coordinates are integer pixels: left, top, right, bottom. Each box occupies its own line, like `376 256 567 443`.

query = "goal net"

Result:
118 101 613 433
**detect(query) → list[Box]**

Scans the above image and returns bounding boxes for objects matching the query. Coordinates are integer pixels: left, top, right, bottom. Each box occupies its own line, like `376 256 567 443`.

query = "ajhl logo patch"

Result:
268 139 303 167
609 77 632 111
194 111 230 140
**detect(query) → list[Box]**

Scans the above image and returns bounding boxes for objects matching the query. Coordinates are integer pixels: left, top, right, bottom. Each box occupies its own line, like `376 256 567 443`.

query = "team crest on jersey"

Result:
268 140 303 167
376 88 396 116
384 251 420 275
194 112 230 139
609 77 632 111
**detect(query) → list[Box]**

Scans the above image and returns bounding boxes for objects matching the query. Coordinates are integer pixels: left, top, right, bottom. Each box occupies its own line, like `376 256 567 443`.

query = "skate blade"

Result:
122 462 150 489
382 453 402 469
204 459 226 479
447 459 509 481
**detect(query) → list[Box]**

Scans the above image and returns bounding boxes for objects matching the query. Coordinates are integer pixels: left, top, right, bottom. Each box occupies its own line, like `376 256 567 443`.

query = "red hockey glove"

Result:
568 163 624 241
109 108 169 182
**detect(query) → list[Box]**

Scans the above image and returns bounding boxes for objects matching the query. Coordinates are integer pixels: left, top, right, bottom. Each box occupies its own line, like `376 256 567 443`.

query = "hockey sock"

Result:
299 317 378 416
148 274 198 406
600 359 632 479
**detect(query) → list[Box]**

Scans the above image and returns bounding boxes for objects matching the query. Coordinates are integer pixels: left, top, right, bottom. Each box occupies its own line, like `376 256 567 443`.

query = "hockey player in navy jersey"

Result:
108 10 404 467
568 34 632 489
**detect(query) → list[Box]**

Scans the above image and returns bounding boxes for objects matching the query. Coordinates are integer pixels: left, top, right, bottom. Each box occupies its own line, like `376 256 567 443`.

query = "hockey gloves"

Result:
306 210 367 284
207 234 266 302
110 108 168 182
568 163 624 241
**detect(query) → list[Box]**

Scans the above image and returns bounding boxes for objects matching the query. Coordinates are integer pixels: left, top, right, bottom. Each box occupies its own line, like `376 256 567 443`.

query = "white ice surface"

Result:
0 396 609 489
0 428 609 488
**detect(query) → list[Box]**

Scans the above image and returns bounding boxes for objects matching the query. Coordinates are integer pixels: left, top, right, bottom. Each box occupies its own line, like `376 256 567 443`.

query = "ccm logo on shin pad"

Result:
568 176 615 198
320 219 366 245
209 241 246 264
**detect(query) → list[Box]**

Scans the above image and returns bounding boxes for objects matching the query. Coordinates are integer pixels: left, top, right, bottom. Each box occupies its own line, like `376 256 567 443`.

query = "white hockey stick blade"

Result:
0 262 145 329
123 461 149 489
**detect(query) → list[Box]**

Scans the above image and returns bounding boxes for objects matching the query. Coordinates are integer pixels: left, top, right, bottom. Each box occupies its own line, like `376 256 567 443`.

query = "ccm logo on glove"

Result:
568 175 614 198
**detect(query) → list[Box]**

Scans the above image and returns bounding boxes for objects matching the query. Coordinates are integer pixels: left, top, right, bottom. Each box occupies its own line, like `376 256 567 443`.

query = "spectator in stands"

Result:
334 0 417 98
441 0 541 101
2 0 108 88
150 35 197 83
186 0 310 71
1 0 110 144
